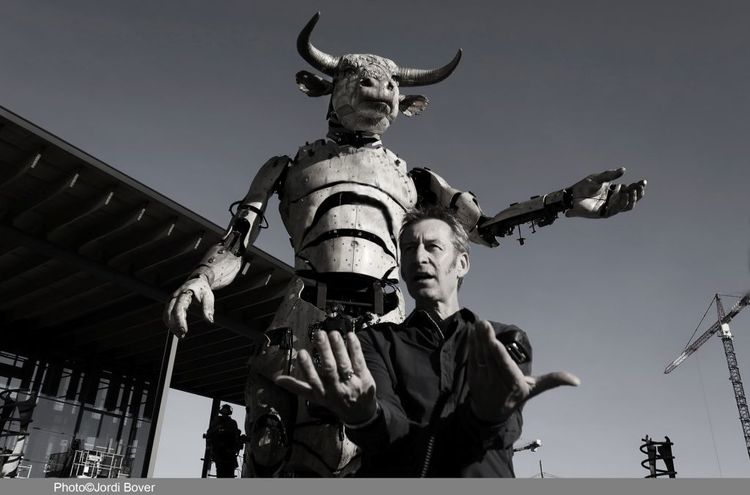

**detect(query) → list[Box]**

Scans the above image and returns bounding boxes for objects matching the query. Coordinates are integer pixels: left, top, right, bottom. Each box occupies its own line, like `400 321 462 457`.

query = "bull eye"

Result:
360 77 374 87
387 82 394 90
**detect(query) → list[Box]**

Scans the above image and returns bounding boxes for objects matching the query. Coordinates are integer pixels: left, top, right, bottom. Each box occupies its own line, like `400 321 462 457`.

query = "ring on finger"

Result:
339 370 355 382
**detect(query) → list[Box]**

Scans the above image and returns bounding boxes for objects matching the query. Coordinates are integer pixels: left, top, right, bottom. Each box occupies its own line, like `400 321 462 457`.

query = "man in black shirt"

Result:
276 206 579 477
348 308 533 477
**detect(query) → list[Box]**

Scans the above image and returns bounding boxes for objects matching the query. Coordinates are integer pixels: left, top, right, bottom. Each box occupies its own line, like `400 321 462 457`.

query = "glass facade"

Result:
0 351 155 478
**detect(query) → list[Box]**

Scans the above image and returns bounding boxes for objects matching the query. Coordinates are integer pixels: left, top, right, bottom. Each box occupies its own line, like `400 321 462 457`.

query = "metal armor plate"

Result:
279 140 417 280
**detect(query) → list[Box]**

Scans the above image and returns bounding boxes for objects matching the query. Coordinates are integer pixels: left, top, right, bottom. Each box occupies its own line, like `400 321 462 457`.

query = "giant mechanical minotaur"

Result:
164 13 646 477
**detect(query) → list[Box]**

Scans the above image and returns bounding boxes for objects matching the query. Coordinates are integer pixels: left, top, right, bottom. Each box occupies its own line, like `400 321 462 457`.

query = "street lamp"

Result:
513 439 542 453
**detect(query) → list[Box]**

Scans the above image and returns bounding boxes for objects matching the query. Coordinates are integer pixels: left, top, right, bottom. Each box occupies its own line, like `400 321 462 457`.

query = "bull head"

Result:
295 12 462 135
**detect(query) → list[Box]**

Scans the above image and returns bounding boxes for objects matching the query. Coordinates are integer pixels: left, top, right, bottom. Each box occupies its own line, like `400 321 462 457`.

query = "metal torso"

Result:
280 139 417 282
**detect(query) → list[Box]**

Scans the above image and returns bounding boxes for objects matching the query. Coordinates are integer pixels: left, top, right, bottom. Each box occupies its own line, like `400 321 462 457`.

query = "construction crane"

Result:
664 293 750 460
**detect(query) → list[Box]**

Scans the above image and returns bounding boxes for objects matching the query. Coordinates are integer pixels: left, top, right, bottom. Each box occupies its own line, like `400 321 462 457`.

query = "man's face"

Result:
400 219 469 308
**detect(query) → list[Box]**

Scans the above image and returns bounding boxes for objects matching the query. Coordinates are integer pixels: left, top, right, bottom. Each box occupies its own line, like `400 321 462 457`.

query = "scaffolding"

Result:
46 447 130 478
0 389 36 478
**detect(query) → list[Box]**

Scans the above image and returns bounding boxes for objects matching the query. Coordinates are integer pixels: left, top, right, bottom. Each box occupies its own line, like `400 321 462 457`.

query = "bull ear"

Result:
296 71 333 97
399 95 429 117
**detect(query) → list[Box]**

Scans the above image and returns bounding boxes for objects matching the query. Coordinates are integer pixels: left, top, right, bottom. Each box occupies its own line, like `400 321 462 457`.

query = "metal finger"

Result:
624 189 636 211
590 167 626 184
616 185 629 207
600 184 621 217
173 292 193 336
201 288 215 323
167 305 187 339
169 326 186 340
635 184 645 201
604 193 619 217
614 187 632 215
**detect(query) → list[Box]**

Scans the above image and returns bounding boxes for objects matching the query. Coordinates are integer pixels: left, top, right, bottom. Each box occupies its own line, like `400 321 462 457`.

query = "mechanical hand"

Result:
163 277 215 339
163 241 242 338
468 321 580 423
565 167 647 219
274 330 378 426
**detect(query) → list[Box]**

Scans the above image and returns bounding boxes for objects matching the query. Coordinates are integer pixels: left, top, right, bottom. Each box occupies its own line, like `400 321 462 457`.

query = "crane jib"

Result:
664 294 749 374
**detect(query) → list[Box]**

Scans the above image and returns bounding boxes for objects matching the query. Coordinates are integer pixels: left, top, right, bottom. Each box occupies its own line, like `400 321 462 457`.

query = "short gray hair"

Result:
399 206 470 254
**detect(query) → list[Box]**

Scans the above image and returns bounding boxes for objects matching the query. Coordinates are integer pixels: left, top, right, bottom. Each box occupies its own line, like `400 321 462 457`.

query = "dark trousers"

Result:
215 460 236 478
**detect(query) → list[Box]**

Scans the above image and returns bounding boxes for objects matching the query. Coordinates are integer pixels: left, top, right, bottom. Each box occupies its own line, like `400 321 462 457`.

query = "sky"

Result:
1 0 749 478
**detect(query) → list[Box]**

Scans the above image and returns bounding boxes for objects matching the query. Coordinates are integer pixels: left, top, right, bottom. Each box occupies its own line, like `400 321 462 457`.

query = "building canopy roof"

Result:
0 105 293 405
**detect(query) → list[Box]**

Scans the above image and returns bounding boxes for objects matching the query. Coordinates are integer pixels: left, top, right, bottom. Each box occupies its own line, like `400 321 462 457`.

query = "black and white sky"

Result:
1 0 749 477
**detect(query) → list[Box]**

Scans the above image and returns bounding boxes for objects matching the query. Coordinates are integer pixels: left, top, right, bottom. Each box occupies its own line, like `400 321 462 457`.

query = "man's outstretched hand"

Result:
468 321 580 423
274 330 378 426
566 167 646 219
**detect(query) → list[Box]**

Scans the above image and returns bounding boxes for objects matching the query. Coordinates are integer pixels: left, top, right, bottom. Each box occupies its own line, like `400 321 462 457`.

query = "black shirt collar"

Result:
404 308 478 341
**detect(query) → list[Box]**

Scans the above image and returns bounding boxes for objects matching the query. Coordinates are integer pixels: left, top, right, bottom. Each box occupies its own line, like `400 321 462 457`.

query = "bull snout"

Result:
359 76 397 101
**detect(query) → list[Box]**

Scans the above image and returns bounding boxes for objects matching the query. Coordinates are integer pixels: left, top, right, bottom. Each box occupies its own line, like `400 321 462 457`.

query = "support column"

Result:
201 399 221 478
143 332 178 477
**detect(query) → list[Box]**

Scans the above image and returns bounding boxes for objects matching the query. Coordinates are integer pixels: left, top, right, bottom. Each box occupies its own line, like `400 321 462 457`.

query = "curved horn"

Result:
396 49 463 87
297 13 340 76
